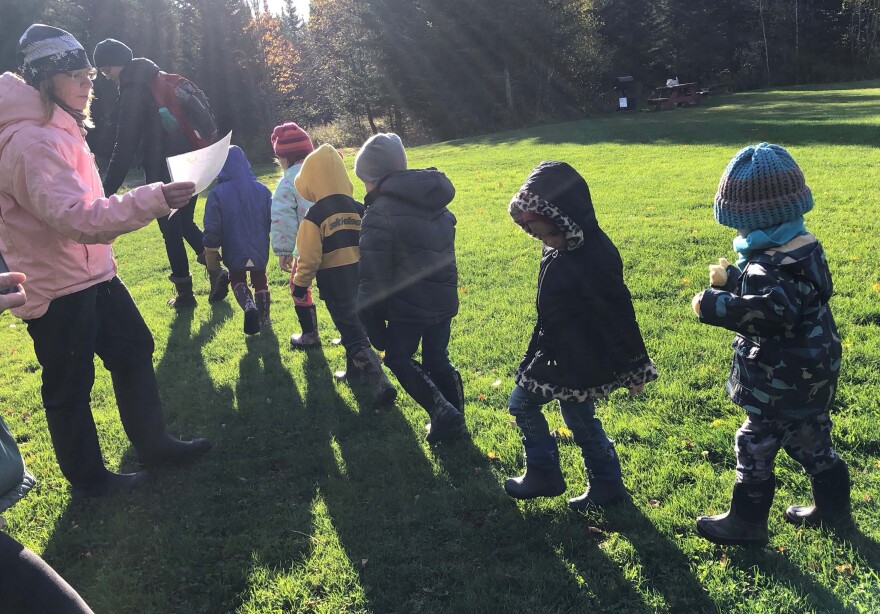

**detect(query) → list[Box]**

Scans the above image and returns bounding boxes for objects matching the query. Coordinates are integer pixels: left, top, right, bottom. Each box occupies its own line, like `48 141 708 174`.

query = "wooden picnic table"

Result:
647 82 705 110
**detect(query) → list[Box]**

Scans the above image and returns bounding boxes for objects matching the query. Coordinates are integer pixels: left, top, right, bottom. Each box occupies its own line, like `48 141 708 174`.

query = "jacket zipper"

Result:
535 250 558 319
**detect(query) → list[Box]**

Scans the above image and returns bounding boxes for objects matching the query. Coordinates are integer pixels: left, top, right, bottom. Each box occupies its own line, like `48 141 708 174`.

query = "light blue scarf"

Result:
732 217 807 268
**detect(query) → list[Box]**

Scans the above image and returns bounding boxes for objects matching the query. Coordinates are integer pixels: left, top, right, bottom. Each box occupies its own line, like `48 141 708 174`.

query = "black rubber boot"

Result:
111 363 212 468
425 400 466 444
333 352 367 385
291 305 321 348
255 290 271 330
785 461 855 530
696 476 776 546
430 368 465 414
207 268 229 303
44 405 150 498
504 438 566 500
568 479 630 511
233 283 260 335
351 348 397 408
167 275 197 309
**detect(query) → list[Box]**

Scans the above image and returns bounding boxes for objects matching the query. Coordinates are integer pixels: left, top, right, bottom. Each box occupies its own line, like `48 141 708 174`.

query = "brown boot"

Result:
167 275 197 309
207 268 229 303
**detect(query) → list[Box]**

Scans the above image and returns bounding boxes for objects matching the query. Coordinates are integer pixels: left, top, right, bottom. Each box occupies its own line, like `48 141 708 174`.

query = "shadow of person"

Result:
727 542 859 613
570 501 719 613
283 349 646 612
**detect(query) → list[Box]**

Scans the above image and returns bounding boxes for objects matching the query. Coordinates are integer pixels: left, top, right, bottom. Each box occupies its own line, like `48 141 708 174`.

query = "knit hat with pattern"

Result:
714 142 813 230
93 39 133 68
18 24 92 85
271 122 314 161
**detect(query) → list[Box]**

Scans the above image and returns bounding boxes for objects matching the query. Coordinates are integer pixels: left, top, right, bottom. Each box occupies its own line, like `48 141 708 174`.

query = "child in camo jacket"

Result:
692 143 853 546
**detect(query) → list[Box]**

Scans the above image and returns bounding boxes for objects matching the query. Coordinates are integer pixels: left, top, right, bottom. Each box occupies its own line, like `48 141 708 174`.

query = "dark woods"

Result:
3 0 880 160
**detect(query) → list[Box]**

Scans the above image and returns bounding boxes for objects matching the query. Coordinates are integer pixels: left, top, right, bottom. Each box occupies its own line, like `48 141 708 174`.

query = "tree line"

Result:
3 0 880 161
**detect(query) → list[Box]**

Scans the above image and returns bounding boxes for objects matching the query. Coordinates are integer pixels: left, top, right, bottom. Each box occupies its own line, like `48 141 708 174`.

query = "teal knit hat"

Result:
714 143 813 230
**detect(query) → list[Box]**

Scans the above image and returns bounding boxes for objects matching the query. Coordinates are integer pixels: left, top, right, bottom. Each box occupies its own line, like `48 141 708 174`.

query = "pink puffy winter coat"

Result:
0 72 170 320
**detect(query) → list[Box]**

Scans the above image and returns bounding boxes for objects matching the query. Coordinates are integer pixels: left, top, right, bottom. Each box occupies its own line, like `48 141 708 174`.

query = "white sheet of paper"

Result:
166 131 232 195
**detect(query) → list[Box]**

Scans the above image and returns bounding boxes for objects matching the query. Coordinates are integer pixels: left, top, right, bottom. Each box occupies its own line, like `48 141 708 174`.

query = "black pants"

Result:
323 298 371 355
27 277 155 412
156 195 204 279
383 319 455 411
0 531 93 613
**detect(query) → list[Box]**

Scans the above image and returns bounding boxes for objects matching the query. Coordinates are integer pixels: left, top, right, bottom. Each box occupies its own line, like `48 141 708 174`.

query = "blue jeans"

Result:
383 319 455 412
507 385 622 481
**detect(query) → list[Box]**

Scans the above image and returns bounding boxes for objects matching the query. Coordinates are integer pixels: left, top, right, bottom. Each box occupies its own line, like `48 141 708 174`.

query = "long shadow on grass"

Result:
289 350 651 613
727 546 859 613
580 503 719 613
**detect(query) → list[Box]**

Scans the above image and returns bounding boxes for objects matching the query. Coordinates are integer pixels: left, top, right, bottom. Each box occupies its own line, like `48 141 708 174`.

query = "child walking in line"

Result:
291 144 397 407
693 143 853 545
269 122 321 349
354 133 467 443
203 145 273 335
504 161 657 508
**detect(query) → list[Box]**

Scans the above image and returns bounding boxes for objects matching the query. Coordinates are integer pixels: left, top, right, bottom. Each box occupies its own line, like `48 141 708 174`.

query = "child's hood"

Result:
508 161 599 250
217 145 256 183
294 143 353 203
754 233 834 303
371 169 454 212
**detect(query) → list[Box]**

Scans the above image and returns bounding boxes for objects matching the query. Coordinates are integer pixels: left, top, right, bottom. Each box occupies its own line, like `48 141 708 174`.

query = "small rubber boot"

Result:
696 476 775 546
785 461 855 531
425 399 466 444
504 438 566 500
290 305 321 348
352 348 397 408
44 405 150 499
207 268 229 303
111 363 212 468
431 368 465 414
233 283 261 335
255 290 272 331
167 275 197 309
569 479 630 511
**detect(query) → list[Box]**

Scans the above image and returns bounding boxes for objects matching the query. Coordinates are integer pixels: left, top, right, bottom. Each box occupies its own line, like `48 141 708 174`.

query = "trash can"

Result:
614 76 635 111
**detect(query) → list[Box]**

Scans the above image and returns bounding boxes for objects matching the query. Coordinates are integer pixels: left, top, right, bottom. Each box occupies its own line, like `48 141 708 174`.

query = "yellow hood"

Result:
294 143 353 203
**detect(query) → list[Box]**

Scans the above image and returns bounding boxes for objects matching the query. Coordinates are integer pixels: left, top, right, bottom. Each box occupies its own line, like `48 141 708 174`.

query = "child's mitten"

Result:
709 257 730 287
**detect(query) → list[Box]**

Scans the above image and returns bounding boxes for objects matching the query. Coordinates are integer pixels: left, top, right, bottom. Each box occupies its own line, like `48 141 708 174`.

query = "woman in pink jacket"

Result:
0 24 211 498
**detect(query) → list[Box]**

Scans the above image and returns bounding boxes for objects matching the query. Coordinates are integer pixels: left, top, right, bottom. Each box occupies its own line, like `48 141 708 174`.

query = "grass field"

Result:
2 81 880 613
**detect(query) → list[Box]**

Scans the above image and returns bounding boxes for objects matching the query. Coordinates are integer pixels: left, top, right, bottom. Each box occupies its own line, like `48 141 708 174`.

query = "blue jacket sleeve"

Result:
203 190 223 250
699 262 803 337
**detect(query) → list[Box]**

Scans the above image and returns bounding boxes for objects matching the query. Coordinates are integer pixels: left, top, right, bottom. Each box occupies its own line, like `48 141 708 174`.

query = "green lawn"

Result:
2 81 880 613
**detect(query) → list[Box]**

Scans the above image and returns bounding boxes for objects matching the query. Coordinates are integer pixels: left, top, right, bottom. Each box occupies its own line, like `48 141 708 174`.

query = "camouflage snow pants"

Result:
734 412 838 484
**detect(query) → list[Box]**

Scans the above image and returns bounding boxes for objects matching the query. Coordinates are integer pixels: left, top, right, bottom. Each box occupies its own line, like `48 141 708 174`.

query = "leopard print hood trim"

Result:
509 190 585 251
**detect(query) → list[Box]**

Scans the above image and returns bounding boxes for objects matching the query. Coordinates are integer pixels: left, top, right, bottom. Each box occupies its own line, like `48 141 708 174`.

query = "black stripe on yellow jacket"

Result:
293 194 363 300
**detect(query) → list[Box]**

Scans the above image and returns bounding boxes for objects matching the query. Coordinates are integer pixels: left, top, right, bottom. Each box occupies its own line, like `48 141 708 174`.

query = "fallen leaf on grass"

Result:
719 553 728 568
491 380 502 387
486 451 499 460
863 493 872 503
835 563 854 577
873 283 880 292
649 499 661 507
682 439 695 449
552 427 574 443
478 394 486 401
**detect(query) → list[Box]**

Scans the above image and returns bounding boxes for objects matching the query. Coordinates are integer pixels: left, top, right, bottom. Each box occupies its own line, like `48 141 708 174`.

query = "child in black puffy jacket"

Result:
504 161 658 509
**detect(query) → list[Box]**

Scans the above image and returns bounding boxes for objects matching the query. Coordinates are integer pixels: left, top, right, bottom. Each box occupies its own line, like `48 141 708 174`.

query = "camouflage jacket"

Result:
699 234 841 419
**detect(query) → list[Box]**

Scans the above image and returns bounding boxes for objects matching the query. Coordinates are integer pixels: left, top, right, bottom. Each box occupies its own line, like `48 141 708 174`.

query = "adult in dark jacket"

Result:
94 39 208 308
504 161 658 508
355 133 466 443
203 146 272 334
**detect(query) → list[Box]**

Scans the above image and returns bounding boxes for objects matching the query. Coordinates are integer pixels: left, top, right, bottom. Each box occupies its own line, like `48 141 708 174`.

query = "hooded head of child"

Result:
508 161 599 251
294 143 353 203
354 133 407 190
714 142 813 236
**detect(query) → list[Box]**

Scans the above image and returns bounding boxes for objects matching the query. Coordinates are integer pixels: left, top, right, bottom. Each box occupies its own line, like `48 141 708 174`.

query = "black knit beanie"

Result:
93 39 133 68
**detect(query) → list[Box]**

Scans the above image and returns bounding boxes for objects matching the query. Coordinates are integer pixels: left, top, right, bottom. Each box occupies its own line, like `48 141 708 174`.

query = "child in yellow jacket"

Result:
292 145 396 407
